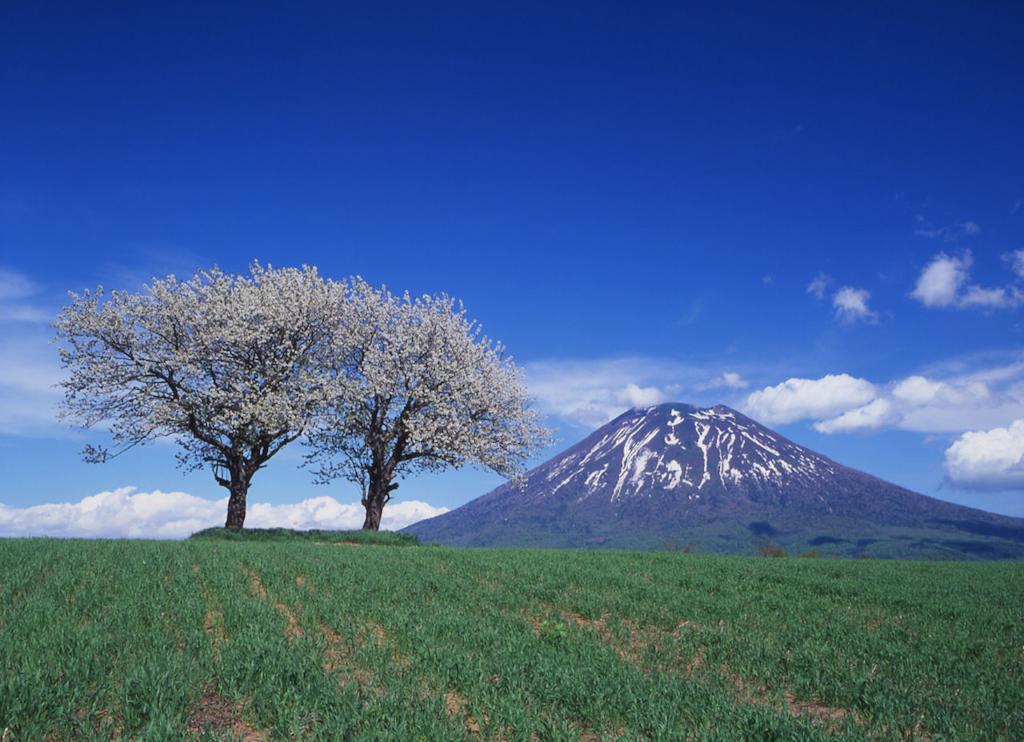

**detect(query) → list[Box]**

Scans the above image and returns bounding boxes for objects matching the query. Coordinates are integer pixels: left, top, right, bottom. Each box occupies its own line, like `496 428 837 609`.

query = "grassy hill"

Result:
189 527 420 547
1 536 1021 739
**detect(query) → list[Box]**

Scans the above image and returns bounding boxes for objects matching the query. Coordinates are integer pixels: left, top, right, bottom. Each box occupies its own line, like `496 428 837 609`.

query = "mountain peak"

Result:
556 400 833 502
626 402 747 423
406 405 1024 559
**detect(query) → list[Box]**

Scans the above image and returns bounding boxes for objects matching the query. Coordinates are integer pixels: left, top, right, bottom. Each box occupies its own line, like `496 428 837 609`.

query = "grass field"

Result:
1 535 1021 740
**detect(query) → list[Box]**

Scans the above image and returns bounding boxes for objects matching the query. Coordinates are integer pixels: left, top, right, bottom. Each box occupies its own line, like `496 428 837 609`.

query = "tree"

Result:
306 279 549 530
55 263 343 529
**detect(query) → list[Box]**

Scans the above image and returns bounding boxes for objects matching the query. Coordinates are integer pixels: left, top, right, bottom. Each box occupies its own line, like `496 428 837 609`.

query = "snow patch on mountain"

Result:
534 403 839 503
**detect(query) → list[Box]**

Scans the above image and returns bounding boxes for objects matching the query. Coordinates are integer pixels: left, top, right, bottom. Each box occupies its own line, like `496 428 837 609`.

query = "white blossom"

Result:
306 278 549 528
54 263 345 527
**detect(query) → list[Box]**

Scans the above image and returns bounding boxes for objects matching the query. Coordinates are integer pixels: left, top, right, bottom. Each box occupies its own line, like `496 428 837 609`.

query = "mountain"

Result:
405 403 1024 559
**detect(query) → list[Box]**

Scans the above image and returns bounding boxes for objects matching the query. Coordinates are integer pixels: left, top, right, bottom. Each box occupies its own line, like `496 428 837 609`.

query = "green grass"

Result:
1 539 1021 740
189 527 420 547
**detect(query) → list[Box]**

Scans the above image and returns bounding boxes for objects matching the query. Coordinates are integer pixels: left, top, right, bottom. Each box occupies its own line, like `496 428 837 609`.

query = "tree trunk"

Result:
362 498 383 530
361 472 397 531
224 470 250 530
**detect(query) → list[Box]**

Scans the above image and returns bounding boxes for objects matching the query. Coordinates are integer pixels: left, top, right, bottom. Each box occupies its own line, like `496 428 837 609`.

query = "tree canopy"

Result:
55 265 547 530
305 278 549 529
55 263 344 528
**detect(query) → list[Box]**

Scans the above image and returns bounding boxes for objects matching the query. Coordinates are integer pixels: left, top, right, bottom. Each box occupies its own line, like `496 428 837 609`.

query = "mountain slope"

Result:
405 404 1024 559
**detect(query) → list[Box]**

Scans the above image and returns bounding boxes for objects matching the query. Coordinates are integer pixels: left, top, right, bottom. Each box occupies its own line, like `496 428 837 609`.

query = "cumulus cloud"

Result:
891 375 944 405
0 487 448 539
813 398 893 433
910 252 970 307
806 273 831 300
910 251 1024 310
745 361 1024 435
832 286 877 323
742 374 877 425
945 420 1024 490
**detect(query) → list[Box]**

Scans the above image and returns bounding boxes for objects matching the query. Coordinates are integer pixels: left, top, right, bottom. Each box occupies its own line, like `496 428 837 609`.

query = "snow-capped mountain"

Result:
405 403 1024 559
538 404 838 505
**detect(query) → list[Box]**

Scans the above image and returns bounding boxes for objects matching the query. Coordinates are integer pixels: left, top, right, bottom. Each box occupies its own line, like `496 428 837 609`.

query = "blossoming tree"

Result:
306 279 549 530
54 263 342 529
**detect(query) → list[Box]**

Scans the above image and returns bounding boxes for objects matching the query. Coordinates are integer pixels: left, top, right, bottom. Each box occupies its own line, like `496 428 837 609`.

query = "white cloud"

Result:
747 361 1024 435
620 382 667 407
742 374 877 425
0 267 51 323
960 284 1024 309
891 375 944 405
524 358 680 428
0 333 64 436
0 487 448 539
1006 249 1024 279
892 376 1008 433
806 273 831 300
945 420 1024 490
699 371 749 390
832 286 877 323
910 252 970 307
910 250 1024 310
0 268 63 436
813 398 893 433
525 358 755 428
0 268 36 301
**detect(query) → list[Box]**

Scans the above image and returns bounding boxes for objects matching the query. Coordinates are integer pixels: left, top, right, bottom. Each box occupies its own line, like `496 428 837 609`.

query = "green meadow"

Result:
1 535 1021 740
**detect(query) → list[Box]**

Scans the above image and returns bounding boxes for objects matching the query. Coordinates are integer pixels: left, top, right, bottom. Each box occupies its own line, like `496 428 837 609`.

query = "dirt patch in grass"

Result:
73 709 123 741
783 692 853 725
716 660 862 733
531 607 702 677
194 564 227 662
534 605 863 735
580 721 627 741
444 690 484 736
782 692 862 733
240 566 303 638
276 601 303 638
204 609 227 661
558 609 664 668
368 622 387 645
241 567 268 601
319 623 376 691
187 690 267 741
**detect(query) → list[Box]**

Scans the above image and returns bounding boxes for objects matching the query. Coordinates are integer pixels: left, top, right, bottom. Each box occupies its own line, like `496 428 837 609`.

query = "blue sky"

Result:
2 2 1024 534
